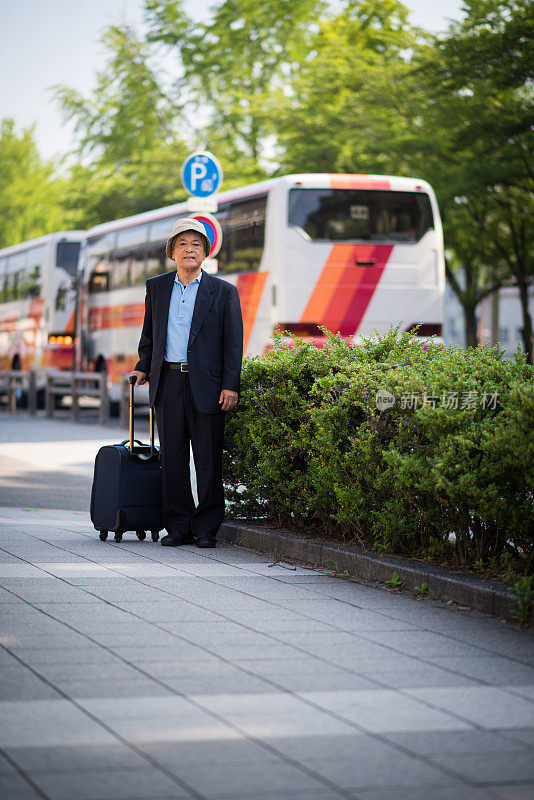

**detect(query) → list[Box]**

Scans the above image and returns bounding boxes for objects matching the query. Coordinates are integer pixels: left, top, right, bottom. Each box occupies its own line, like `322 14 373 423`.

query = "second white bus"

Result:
81 174 445 398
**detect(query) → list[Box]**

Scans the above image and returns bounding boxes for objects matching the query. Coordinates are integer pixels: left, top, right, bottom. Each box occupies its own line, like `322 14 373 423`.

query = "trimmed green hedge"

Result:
223 328 534 575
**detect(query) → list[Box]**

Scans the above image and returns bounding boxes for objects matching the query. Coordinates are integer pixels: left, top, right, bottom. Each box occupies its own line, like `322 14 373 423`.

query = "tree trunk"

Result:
464 304 478 348
517 273 534 365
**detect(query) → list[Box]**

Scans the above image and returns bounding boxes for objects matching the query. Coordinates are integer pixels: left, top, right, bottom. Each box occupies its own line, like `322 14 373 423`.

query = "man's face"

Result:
172 232 206 271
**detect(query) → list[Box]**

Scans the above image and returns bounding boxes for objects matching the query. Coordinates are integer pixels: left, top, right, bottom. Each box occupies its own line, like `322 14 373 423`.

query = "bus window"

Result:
217 196 267 274
111 224 148 289
56 241 81 276
288 189 434 243
146 245 169 279
147 216 178 278
149 216 178 244
0 257 8 302
88 260 110 293
6 252 26 300
24 245 45 298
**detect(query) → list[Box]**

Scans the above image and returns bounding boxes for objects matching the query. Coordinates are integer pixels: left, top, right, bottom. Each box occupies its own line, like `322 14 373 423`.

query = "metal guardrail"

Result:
45 371 109 423
0 370 38 414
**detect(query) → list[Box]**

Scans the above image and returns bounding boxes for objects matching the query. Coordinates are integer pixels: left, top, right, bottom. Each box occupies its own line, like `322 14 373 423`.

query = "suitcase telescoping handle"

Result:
128 376 155 454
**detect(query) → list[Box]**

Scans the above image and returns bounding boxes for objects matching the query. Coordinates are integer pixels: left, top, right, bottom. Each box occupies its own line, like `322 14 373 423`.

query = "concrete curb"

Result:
219 521 531 623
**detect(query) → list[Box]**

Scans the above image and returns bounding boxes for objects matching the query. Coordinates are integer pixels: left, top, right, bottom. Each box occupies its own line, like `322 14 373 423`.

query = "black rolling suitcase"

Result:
90 376 163 543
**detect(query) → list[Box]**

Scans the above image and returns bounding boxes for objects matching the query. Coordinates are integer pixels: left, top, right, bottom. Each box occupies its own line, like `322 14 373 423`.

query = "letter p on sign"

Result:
190 162 207 192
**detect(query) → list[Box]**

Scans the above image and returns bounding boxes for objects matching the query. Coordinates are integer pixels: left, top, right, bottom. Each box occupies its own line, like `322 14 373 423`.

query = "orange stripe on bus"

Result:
236 272 268 352
300 245 352 323
301 244 393 336
328 174 392 190
88 302 146 331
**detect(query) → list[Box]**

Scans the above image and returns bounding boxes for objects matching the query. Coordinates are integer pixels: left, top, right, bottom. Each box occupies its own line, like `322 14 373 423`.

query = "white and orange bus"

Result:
81 173 445 399
0 231 85 373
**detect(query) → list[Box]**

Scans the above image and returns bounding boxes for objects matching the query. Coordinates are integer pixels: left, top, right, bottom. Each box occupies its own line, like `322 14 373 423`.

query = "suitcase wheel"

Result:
114 532 123 542
151 531 160 542
136 530 147 541
99 530 108 541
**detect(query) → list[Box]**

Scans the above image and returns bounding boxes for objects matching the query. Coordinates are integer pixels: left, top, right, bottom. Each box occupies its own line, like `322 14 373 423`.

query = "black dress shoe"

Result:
196 535 217 548
161 532 195 546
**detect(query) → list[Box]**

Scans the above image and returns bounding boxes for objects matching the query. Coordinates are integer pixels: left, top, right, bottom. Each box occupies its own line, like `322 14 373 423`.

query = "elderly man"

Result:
130 218 243 548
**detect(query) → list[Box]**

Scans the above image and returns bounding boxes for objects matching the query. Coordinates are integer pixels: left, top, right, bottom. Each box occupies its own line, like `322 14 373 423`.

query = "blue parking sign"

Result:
181 152 223 197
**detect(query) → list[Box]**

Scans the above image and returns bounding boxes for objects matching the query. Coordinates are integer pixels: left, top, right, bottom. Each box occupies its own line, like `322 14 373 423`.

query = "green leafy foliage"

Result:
224 329 534 574
0 120 65 248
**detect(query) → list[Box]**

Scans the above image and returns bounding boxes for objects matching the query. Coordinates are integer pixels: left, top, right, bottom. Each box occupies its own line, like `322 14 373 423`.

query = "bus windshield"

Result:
288 189 434 243
56 240 81 276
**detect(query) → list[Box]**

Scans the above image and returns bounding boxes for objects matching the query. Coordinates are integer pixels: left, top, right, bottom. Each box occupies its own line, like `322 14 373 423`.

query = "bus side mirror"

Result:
55 280 73 311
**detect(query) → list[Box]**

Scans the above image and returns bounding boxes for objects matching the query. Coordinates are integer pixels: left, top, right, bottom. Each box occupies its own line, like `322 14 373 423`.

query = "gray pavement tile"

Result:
119 603 223 623
199 642 302 661
99 714 239 744
424 655 534 685
0 752 20 776
357 666 480 690
307 752 460 790
106 643 210 661
405 686 534 729
57 679 174 699
0 774 44 799
242 619 336 634
78 694 196 719
0 670 63 701
180 629 275 648
499 728 534 749
30 661 143 682
7 646 121 666
269 671 378 694
1 632 90 649
355 788 498 800
164 757 334 797
162 673 277 696
31 766 191 800
430 752 534 783
0 698 118 748
206 793 351 800
297 689 473 734
264 733 384 762
82 630 181 647
143 737 283 766
384 728 533 755
501 685 534 702
5 743 149 774
232 658 350 678
317 652 429 673
490 785 534 800
132 658 238 680
360 629 491 658
412 620 534 658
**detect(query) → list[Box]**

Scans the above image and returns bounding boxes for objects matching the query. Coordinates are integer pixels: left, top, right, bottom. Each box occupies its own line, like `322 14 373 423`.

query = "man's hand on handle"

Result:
219 389 238 412
130 370 148 387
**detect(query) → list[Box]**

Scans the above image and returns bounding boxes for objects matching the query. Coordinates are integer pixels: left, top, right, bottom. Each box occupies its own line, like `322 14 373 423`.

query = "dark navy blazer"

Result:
135 269 243 414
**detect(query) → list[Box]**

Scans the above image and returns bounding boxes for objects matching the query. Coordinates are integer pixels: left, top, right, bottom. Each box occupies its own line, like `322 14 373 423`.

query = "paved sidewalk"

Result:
1 416 534 799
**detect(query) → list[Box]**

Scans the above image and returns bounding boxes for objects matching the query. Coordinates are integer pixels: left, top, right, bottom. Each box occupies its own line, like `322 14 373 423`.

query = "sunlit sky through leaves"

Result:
0 0 465 161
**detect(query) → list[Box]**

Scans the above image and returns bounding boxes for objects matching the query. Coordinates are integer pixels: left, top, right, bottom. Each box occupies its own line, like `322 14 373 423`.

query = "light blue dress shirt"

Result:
164 271 201 362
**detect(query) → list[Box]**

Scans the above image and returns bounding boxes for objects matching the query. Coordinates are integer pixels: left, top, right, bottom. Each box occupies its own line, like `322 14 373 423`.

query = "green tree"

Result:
274 0 418 174
0 119 64 248
53 25 190 226
145 0 325 166
420 0 534 361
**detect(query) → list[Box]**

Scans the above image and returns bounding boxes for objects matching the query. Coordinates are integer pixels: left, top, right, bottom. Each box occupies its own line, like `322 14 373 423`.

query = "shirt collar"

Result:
175 269 202 287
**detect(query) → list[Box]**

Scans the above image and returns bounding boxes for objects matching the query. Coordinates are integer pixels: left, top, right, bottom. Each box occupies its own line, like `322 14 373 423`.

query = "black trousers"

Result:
154 368 225 538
